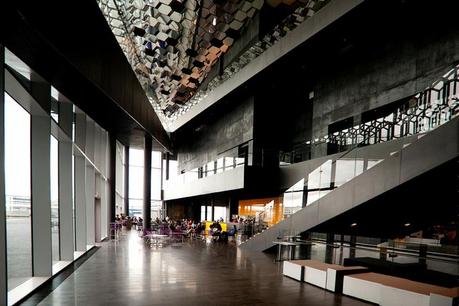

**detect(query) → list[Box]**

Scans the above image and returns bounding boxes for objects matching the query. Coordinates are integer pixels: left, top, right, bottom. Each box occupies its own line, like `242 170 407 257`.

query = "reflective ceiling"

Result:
97 0 329 129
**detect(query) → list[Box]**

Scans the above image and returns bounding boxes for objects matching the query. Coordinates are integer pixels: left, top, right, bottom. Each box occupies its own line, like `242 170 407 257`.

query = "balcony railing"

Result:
280 65 459 164
167 156 246 185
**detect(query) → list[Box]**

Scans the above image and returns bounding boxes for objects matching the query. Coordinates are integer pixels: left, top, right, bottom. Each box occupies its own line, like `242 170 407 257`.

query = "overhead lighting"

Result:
212 17 217 26
404 223 411 227
350 223 357 227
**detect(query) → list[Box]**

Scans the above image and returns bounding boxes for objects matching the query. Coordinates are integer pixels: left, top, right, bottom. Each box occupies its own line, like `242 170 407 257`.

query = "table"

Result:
146 234 169 247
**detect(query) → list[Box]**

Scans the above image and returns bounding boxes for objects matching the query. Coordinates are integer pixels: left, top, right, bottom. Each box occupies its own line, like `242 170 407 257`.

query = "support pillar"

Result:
419 244 427 265
349 235 357 259
85 162 95 246
143 135 152 230
31 91 52 276
211 199 215 221
74 112 87 251
124 146 129 216
0 44 8 305
109 133 116 222
74 155 87 251
85 119 95 246
325 233 334 264
165 152 170 180
58 99 74 260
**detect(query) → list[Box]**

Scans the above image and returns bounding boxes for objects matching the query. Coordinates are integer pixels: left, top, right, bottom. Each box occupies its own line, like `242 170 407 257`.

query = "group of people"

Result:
151 217 206 237
115 213 239 242
115 214 143 230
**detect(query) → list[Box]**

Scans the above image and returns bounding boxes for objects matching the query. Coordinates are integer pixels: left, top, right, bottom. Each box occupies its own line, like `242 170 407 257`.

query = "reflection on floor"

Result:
27 230 370 306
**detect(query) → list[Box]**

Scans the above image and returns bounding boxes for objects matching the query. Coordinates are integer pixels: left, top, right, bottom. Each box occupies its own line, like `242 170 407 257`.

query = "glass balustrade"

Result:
280 65 459 165
167 155 246 185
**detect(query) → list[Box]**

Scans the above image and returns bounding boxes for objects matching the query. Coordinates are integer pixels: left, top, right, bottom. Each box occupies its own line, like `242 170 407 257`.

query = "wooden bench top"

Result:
347 273 459 297
288 260 367 271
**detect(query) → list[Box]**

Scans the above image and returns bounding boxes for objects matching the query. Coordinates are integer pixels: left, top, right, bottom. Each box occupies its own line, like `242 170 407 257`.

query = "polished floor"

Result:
26 230 370 306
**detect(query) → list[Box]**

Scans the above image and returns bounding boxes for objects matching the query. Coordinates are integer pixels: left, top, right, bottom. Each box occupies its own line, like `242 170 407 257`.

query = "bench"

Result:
282 260 367 293
344 257 457 288
343 272 459 306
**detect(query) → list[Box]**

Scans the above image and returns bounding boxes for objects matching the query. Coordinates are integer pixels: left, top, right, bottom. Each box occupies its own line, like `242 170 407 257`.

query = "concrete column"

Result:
124 146 129 216
74 112 87 251
100 132 108 238
74 155 87 251
349 235 357 259
325 233 334 264
211 199 215 221
85 162 95 246
418 244 427 265
85 119 95 246
143 135 152 230
100 177 108 239
165 152 170 180
108 133 116 222
31 102 52 276
58 99 74 260
0 45 8 305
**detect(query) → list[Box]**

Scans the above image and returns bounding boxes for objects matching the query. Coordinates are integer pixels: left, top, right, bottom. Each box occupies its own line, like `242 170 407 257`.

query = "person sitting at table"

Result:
137 217 143 231
125 217 133 230
210 221 222 241
194 222 203 237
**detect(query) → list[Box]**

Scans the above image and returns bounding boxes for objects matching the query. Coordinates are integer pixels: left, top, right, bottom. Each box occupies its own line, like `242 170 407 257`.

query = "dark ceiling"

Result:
0 0 171 150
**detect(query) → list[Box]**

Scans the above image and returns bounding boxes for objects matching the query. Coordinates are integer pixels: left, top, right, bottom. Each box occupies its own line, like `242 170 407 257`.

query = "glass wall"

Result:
115 141 125 215
128 148 164 218
128 148 143 217
2 48 112 302
50 136 60 263
5 93 32 290
283 178 304 215
213 206 227 222
151 151 162 219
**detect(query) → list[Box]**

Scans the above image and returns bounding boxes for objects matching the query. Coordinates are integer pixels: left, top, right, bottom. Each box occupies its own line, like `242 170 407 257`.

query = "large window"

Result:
214 206 227 222
151 151 162 219
5 93 32 290
128 148 143 217
128 149 163 218
50 136 60 263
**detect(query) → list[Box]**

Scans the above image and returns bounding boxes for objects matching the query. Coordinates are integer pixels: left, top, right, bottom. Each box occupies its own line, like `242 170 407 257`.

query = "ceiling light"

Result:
404 223 411 227
212 17 217 26
350 223 357 227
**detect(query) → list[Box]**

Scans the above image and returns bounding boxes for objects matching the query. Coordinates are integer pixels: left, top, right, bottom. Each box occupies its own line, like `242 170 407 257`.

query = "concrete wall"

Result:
311 16 459 148
177 97 254 172
164 166 245 200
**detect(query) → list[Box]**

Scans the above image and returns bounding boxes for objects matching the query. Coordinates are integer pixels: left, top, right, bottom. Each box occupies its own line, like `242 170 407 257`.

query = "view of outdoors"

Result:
5 93 32 291
50 136 60 264
128 149 163 219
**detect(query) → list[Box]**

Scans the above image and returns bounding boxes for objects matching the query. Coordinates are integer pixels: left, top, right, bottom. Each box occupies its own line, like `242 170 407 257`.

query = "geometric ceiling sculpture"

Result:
97 0 329 128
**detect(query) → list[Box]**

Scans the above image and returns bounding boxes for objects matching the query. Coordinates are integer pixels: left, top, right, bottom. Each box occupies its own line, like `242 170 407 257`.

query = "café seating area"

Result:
110 216 235 248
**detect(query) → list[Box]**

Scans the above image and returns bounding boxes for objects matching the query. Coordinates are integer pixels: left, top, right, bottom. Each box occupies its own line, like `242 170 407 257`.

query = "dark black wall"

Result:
174 95 254 172
0 0 170 150
251 0 459 158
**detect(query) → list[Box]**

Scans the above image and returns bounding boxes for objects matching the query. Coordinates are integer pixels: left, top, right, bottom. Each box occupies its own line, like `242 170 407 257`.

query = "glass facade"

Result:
5 93 32 291
128 148 164 218
50 136 60 264
2 48 111 301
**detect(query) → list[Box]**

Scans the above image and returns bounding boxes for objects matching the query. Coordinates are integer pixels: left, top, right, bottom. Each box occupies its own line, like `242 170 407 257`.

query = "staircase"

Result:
239 116 459 252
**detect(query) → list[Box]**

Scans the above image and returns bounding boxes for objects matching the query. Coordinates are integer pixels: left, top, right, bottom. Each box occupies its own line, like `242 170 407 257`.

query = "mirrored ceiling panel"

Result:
97 0 328 128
